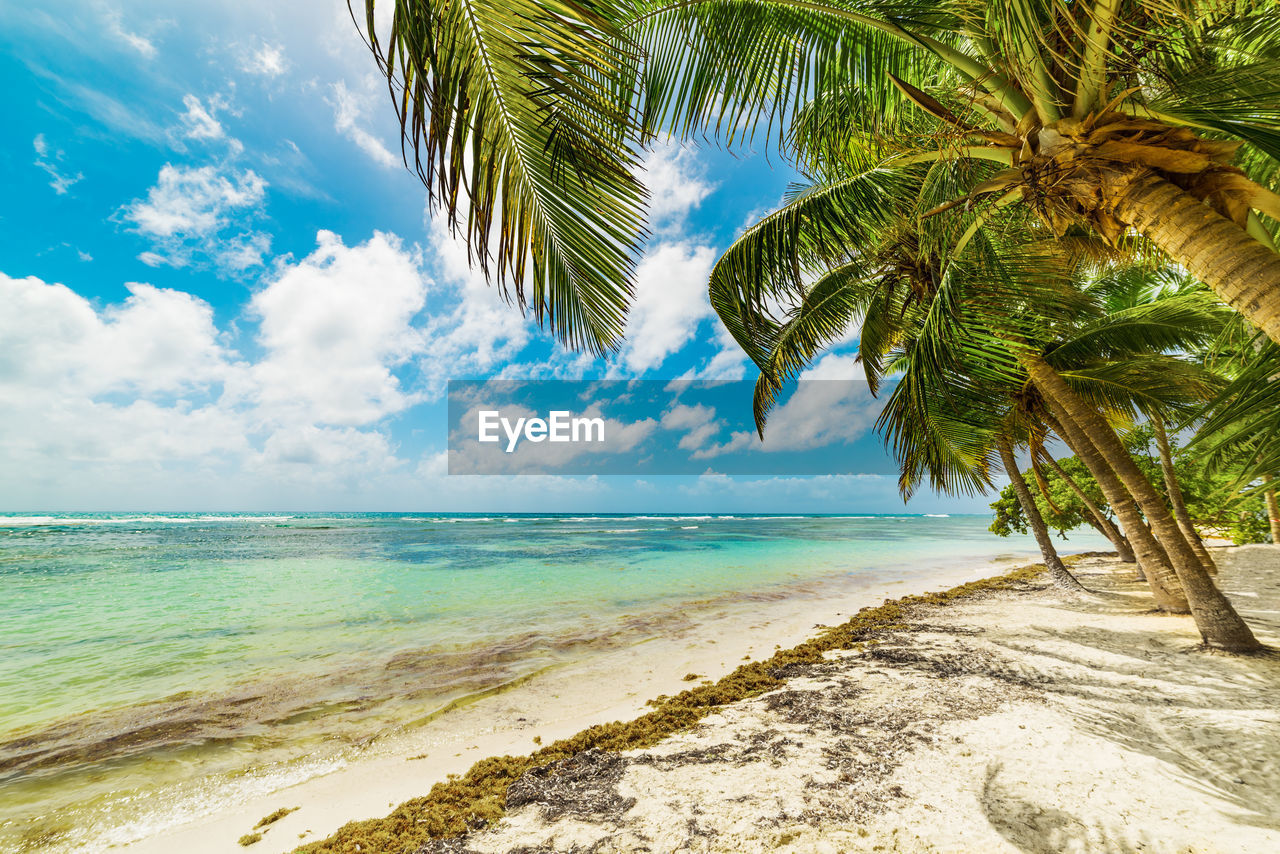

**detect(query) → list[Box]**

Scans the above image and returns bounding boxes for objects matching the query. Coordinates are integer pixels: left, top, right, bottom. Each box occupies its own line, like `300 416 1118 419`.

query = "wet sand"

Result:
116 555 1035 853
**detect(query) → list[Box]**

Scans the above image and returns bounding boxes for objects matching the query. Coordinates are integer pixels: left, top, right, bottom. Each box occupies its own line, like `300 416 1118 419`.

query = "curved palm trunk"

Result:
1151 415 1217 574
1044 453 1136 563
1026 354 1260 651
1046 412 1188 613
1266 475 1280 544
996 434 1086 592
1111 170 1280 346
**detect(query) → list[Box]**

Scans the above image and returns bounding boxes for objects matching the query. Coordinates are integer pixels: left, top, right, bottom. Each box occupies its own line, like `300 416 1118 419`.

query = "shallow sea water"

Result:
0 512 1107 850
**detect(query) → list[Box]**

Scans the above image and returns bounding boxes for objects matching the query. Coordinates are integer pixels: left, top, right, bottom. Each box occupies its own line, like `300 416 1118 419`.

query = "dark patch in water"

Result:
0 610 703 784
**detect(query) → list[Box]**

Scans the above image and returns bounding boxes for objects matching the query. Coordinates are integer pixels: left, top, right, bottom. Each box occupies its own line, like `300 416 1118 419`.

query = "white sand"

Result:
451 545 1280 854
119 555 1024 853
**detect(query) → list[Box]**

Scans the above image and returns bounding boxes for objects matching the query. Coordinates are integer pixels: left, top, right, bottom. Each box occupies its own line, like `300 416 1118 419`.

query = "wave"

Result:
0 514 294 527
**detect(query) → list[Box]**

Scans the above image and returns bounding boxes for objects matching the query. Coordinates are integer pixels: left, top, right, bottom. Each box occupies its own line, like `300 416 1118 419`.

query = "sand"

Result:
439 545 1280 854
119 555 1028 853
122 545 1280 853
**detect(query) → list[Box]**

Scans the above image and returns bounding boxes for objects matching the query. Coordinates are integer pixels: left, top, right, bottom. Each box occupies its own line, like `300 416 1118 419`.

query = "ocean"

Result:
0 512 1107 850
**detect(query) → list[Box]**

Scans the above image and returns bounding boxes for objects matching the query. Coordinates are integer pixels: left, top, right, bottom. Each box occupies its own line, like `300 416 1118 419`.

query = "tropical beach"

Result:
2 514 1097 852
6 0 1280 851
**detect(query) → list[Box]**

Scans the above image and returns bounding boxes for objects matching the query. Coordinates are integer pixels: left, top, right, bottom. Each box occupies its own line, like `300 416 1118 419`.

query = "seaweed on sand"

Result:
256 806 300 829
296 561 1059 854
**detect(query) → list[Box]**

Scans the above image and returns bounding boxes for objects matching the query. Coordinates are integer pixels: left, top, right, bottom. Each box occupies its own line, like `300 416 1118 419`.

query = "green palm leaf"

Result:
357 0 647 353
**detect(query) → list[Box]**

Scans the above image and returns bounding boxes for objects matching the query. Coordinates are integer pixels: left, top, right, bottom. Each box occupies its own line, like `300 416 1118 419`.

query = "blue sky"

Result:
0 1 998 513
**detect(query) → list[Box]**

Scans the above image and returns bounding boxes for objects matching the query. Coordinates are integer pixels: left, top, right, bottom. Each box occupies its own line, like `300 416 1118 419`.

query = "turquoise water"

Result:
0 513 1107 850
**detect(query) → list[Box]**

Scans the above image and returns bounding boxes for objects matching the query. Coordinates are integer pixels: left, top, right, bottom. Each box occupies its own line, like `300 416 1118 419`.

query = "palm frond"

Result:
358 0 647 353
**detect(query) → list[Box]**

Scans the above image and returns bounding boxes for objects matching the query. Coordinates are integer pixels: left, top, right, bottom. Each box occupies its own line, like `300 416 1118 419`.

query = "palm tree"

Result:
998 430 1089 591
1151 414 1217 572
632 0 1280 343
1038 451 1136 564
1021 350 1259 649
708 148 1269 642
1193 331 1280 542
351 0 648 354
1267 476 1280 542
356 2 1280 351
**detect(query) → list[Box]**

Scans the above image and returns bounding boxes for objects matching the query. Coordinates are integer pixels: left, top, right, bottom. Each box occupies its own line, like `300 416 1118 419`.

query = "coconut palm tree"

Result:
1151 414 1217 572
1036 451 1136 564
350 0 648 354
631 0 1280 343
995 432 1087 592
1193 331 1280 542
355 2 1280 351
710 151 1269 643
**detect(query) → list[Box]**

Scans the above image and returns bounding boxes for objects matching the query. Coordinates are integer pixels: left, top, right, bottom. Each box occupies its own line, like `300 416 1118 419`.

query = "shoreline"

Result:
113 548 1071 853
300 544 1280 854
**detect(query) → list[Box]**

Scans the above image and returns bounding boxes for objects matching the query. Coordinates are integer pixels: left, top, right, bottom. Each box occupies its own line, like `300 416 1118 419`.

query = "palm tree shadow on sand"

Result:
982 546 1280 843
980 763 1162 854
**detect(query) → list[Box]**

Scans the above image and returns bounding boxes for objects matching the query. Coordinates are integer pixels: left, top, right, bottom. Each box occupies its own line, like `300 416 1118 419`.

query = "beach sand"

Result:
120 555 1024 853
125 546 1280 853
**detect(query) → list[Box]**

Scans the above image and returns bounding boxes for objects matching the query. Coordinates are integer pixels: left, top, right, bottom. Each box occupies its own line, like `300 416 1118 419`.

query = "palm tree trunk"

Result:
1045 411 1188 613
1151 415 1217 574
1044 453 1136 563
1025 353 1261 651
1266 475 1280 544
996 434 1086 592
1110 170 1280 347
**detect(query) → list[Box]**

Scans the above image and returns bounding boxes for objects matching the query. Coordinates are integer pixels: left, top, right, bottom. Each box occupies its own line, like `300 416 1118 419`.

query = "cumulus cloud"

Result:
217 231 273 271
659 403 722 451
418 217 535 391
616 241 717 374
32 134 83 195
245 230 427 427
0 231 432 500
0 274 235 397
642 143 714 234
124 164 264 237
693 354 878 457
121 163 270 270
329 80 398 168
0 272 248 490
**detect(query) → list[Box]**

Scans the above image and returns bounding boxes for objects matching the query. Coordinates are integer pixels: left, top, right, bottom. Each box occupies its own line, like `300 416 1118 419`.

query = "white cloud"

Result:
0 273 235 397
418 217 535 391
137 251 173 268
241 42 288 77
124 164 265 238
616 241 717 374
218 231 273 271
257 425 399 473
0 273 248 487
0 232 430 499
121 164 269 271
245 230 427 427
101 5 157 58
642 142 714 234
694 354 878 457
329 80 398 168
659 403 722 451
178 94 225 140
32 134 83 195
